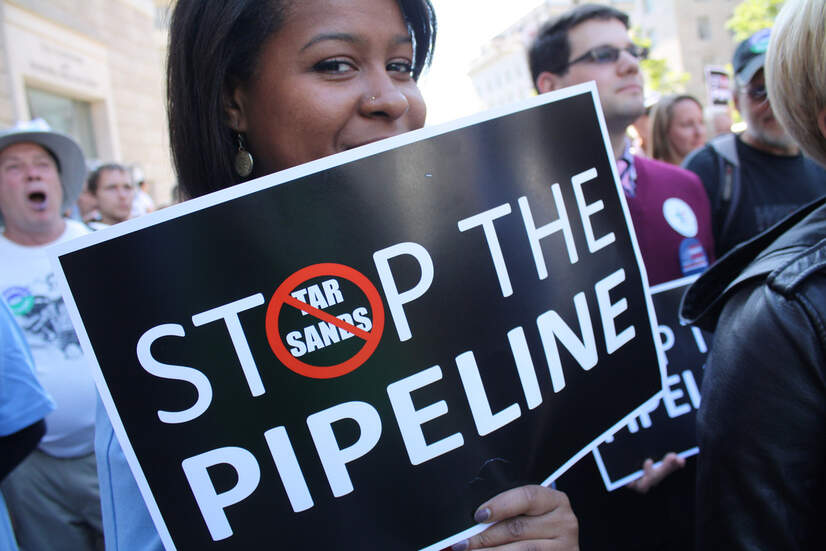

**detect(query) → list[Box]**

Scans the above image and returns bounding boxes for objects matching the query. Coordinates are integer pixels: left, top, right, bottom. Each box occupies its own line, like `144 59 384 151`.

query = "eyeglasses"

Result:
745 83 768 101
563 44 649 70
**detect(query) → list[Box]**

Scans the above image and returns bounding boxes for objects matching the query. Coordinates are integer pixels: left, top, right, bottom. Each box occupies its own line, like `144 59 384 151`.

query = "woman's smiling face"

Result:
227 0 427 176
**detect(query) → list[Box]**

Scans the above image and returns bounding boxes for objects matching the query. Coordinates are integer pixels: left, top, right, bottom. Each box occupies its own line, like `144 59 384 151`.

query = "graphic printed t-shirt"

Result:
0 219 96 457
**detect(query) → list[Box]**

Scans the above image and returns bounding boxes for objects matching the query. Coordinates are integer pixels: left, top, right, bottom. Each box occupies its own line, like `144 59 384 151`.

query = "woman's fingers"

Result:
452 485 579 551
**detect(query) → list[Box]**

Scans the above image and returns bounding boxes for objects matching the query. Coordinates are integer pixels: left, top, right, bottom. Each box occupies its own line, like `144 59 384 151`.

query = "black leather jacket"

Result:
681 197 826 550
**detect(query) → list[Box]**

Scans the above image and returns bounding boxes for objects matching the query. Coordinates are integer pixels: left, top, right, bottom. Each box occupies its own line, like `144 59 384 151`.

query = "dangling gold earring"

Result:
234 134 253 178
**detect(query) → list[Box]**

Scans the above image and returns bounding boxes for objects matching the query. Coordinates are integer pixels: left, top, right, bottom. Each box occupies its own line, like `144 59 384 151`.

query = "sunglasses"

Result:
564 44 649 70
745 84 768 101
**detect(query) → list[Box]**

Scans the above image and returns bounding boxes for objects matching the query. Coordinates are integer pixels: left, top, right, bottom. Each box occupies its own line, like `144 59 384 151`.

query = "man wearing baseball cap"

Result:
684 28 826 256
0 120 103 550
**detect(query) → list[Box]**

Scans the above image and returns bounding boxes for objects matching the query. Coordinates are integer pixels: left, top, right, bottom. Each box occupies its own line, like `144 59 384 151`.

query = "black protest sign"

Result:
593 276 709 490
54 84 664 551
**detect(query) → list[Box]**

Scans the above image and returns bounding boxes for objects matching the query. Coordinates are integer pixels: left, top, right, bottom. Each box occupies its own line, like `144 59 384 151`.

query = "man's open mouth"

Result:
27 191 48 210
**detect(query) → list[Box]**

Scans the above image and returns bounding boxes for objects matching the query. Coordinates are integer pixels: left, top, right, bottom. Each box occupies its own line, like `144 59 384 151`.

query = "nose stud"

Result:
368 96 377 103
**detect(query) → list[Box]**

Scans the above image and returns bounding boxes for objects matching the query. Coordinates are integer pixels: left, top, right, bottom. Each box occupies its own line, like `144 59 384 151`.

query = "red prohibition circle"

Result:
265 263 385 379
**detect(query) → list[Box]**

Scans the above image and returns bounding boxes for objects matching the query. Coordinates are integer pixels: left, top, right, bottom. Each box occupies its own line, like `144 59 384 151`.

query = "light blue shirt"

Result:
96 401 163 551
1 299 56 550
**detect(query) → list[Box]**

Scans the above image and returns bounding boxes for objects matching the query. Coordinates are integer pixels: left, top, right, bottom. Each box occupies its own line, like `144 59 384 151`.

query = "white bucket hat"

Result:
0 119 86 225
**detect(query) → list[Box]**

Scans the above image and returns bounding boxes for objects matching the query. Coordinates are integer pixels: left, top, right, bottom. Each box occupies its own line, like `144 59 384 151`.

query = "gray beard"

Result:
748 127 799 154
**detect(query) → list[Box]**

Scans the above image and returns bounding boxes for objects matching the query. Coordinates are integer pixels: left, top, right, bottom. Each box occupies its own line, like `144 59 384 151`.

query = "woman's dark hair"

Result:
528 3 628 86
167 0 436 200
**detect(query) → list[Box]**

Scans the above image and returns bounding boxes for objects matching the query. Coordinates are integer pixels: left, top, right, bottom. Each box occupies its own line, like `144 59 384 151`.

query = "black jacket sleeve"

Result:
0 419 46 481
696 276 826 550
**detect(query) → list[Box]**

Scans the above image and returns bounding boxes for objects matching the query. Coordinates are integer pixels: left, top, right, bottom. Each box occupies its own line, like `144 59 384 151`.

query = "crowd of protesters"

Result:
1 0 825 549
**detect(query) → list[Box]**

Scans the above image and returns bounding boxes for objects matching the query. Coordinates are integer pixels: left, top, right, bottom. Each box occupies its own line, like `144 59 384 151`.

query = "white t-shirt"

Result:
0 219 96 457
86 221 110 231
131 189 155 217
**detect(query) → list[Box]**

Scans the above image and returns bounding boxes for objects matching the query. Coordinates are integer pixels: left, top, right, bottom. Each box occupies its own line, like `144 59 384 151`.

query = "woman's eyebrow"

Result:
301 32 412 52
301 32 358 52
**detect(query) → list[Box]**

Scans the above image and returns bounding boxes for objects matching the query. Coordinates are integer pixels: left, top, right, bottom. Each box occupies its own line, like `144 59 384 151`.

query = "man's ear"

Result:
224 82 248 133
818 106 826 142
536 71 562 94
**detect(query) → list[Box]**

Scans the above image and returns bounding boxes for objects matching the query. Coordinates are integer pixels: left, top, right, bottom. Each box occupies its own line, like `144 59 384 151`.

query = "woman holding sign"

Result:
96 1 580 550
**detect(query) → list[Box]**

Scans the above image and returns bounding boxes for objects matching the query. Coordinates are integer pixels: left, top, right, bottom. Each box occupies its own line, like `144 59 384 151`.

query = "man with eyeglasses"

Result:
683 28 826 256
530 3 714 287
528 4 710 550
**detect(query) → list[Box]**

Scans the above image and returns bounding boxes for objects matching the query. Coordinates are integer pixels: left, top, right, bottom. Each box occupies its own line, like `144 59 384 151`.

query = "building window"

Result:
644 0 654 13
26 87 98 159
697 16 711 40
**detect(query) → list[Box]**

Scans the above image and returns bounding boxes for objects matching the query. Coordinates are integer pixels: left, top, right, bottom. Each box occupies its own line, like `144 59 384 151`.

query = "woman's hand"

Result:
452 485 579 550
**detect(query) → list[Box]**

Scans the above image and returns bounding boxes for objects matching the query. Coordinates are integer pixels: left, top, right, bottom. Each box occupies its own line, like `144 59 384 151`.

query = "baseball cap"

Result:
733 28 771 87
0 119 86 225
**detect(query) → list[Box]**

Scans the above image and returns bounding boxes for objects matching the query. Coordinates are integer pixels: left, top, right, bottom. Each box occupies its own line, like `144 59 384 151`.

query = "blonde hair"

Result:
650 94 703 164
765 0 826 167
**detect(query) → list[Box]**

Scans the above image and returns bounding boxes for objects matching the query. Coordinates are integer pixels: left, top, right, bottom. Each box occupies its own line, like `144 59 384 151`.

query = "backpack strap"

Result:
708 133 741 240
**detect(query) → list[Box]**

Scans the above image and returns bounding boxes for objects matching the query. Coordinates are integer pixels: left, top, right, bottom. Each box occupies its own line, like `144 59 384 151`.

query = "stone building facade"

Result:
635 0 739 106
0 0 174 204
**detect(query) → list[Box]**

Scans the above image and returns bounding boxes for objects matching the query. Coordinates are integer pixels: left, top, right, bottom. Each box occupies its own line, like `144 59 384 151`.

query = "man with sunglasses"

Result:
528 5 712 550
683 28 826 256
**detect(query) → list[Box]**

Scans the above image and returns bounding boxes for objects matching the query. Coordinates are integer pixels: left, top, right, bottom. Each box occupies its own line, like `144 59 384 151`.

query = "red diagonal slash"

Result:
283 295 372 340
266 263 385 379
